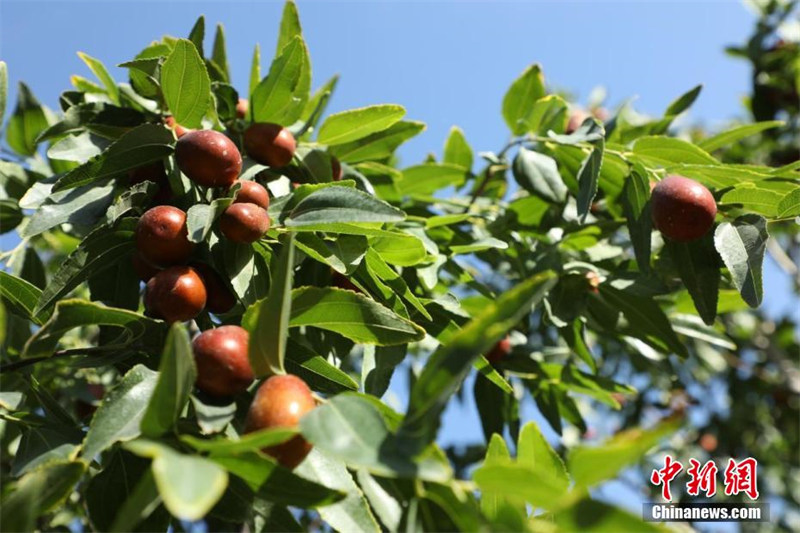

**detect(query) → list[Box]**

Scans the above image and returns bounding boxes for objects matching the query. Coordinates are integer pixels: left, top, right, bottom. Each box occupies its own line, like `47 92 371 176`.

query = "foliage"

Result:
0 1 798 531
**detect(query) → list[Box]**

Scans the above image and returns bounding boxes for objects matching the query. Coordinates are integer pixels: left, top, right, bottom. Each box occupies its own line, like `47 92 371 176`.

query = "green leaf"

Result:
78 51 121 105
523 94 568 136
141 323 197 437
211 24 230 82
371 232 428 266
290 286 425 345
713 214 768 308
248 235 294 376
300 393 452 481
622 165 652 272
553 498 663 533
52 123 174 192
277 0 303 53
107 469 165 533
0 61 7 126
126 440 228 521
22 179 117 238
35 219 137 315
719 182 790 217
6 82 49 156
285 185 405 226
294 233 367 274
400 271 557 450
397 163 470 196
664 84 702 116
0 460 86 533
502 64 546 135
512 147 567 203
318 105 406 145
24 299 163 359
251 36 308 125
698 120 783 152
568 415 681 487
11 423 83 477
330 120 425 163
286 338 359 393
81 365 158 460
777 187 800 218
188 16 205 56
249 44 261 100
517 422 569 490
443 126 473 169
665 233 720 325
362 344 407 398
596 286 687 357
295 449 381 533
210 451 345 507
182 428 297 455
0 271 46 325
186 196 235 243
161 39 211 128
632 136 718 167
576 140 604 223
473 463 566 510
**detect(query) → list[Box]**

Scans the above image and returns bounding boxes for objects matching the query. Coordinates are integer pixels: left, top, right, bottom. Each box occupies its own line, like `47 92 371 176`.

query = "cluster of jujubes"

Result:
191 326 315 469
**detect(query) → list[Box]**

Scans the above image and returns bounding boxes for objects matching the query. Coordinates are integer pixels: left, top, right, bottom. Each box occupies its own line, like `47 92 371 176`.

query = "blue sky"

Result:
1 1 797 517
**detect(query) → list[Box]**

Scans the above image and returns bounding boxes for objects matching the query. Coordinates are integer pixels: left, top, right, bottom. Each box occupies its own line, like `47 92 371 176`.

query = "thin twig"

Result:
0 347 115 373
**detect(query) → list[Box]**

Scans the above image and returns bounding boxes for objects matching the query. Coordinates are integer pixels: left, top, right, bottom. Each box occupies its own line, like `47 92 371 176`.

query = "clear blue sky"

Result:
1 1 796 517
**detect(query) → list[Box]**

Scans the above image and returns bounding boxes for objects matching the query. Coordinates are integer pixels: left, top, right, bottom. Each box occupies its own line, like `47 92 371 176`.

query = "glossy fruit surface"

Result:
135 206 194 267
232 180 270 209
175 130 242 187
651 175 717 242
192 262 237 314
219 203 270 244
243 123 296 167
244 375 315 469
486 337 511 364
192 326 253 397
144 266 207 323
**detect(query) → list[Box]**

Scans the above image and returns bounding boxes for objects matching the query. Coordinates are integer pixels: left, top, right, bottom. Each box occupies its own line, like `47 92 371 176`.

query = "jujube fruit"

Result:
145 266 207 323
244 375 316 469
236 98 249 119
650 175 717 242
219 203 270 244
486 337 511 364
191 262 237 314
331 156 342 181
192 325 254 397
175 130 242 188
332 272 360 293
135 206 194 267
243 123 296 167
232 180 270 209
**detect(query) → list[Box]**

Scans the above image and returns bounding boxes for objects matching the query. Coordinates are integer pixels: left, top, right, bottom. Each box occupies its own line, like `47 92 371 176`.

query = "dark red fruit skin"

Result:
191 262 237 314
192 326 254 397
651 175 717 242
244 375 316 469
175 130 243 188
243 123 296 167
232 180 270 209
127 161 172 203
165 116 189 138
331 272 360 293
135 206 194 267
219 203 270 244
145 266 207 323
131 253 161 282
236 98 249 119
486 337 511 364
331 156 343 181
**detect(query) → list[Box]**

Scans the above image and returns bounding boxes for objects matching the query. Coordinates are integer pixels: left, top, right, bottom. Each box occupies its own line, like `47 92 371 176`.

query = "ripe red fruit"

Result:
243 123 296 167
191 262 237 314
651 175 717 242
244 375 316 469
131 252 161 282
331 156 342 181
145 266 207 323
236 98 249 119
192 326 254 397
135 206 194 267
331 272 360 293
232 180 270 209
219 203 270 244
486 337 511 364
175 130 243 188
165 116 189 138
